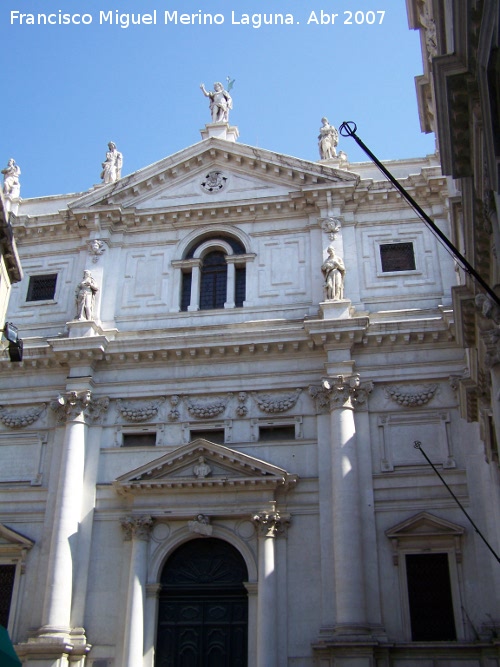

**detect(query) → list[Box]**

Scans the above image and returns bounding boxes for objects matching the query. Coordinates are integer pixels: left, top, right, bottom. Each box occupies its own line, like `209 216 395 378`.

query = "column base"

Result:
313 637 378 667
16 627 90 667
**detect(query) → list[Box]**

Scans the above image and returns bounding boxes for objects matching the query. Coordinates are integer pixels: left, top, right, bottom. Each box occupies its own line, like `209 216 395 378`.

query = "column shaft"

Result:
42 417 87 631
256 533 277 667
331 405 367 632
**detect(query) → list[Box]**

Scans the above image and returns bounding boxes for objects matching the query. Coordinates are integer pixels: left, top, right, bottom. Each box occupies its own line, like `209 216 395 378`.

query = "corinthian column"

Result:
40 390 108 640
121 516 154 667
321 375 372 636
252 505 289 667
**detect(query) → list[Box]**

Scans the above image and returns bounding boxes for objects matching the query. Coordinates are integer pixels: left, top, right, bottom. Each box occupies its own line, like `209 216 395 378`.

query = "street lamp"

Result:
3 322 23 362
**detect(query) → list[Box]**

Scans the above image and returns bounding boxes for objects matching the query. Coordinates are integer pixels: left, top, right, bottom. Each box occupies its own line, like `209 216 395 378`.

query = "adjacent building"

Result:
1 117 499 666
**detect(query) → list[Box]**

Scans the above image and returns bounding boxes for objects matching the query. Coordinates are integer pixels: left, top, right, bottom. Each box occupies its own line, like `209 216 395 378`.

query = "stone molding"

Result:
319 216 342 241
116 396 165 422
309 375 373 413
236 391 248 417
252 505 290 538
87 239 107 263
188 514 213 536
183 393 232 419
251 388 301 413
120 515 154 541
51 391 109 424
385 384 437 407
0 403 46 428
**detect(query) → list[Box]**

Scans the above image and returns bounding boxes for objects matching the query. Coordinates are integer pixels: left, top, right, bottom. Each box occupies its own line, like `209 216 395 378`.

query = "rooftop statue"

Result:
200 82 233 124
318 117 339 160
100 141 123 184
321 246 346 301
2 158 21 198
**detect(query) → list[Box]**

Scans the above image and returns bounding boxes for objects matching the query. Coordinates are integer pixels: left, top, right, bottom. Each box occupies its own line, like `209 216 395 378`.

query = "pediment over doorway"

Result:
113 438 298 495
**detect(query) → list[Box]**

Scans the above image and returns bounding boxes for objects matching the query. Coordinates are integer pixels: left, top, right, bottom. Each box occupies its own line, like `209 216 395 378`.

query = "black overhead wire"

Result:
414 442 500 565
339 121 500 308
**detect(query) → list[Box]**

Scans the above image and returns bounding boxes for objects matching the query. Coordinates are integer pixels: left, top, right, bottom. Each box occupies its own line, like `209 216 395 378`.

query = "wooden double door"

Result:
155 538 248 667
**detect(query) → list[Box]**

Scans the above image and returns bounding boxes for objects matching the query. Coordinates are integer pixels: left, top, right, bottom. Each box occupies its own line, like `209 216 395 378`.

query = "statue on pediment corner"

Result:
100 141 123 184
318 117 338 160
200 82 233 123
75 270 98 320
321 245 345 301
2 158 21 198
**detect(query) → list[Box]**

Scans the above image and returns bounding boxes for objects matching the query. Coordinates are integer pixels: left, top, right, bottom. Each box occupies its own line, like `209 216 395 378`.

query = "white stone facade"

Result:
1 130 499 666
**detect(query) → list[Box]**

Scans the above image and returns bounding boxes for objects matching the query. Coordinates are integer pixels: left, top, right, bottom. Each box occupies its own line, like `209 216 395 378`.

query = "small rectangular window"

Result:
406 553 456 641
0 564 16 628
122 433 156 447
190 429 225 444
26 273 57 301
259 425 295 441
380 243 416 272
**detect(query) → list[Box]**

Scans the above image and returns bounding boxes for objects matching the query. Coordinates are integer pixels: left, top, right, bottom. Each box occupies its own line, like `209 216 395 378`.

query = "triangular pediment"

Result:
386 512 464 539
113 438 298 494
70 137 358 212
0 523 34 552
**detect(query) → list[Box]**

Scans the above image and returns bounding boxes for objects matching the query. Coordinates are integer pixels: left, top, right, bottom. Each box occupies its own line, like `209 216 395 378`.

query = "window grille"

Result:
380 243 416 272
26 273 57 301
200 251 227 310
405 553 456 641
0 564 15 627
235 267 246 308
180 271 192 312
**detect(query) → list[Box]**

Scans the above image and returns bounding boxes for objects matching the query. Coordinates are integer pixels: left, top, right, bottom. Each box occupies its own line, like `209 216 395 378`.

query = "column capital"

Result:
309 375 373 413
252 504 290 538
51 390 109 424
120 515 154 541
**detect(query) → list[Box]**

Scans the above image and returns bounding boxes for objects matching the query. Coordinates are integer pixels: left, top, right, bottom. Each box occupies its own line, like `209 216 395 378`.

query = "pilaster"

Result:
121 516 154 667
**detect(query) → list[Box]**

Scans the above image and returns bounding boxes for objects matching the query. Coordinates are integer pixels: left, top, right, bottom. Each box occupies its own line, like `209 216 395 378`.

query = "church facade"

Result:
1 119 499 666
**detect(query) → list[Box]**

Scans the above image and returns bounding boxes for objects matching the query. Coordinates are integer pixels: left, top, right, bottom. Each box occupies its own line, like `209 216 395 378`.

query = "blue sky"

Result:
2 0 435 198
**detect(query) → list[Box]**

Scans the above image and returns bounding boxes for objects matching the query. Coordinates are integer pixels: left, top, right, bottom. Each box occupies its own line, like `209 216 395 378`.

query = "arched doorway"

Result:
155 538 248 667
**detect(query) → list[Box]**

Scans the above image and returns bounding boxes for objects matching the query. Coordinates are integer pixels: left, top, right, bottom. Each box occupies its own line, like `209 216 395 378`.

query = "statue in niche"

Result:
318 118 339 160
2 158 21 198
321 246 346 301
193 456 212 479
100 142 123 184
200 82 233 123
75 270 99 320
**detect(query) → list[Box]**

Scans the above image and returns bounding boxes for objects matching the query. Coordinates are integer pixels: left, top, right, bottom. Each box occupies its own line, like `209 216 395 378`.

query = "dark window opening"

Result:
180 271 192 312
380 243 416 272
0 564 16 628
259 425 295 441
26 273 57 301
190 429 225 444
200 251 227 310
406 553 456 641
235 267 246 308
122 432 157 447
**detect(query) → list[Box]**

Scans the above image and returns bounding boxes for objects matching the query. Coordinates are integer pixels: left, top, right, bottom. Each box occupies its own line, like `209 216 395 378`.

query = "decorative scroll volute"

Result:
51 390 109 424
120 515 154 541
252 504 289 538
309 375 372 413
